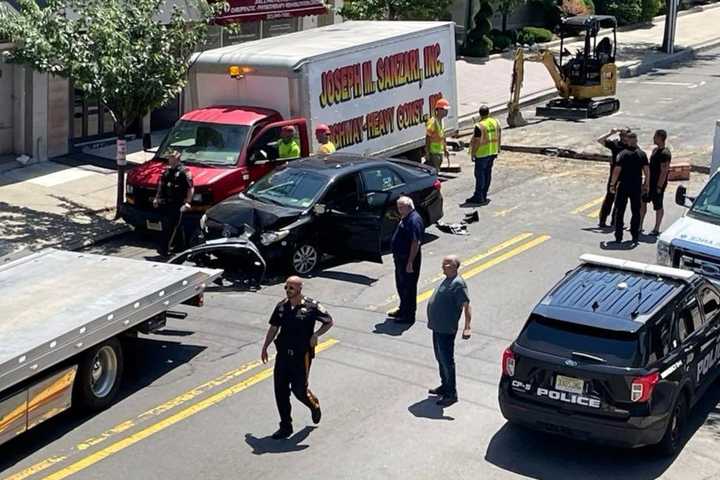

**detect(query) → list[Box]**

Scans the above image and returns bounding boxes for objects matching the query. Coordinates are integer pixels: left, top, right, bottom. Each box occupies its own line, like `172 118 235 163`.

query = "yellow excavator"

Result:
507 15 620 126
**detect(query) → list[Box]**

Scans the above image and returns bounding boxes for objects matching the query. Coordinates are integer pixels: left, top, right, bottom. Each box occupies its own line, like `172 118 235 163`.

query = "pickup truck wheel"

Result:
656 393 687 456
291 243 320 275
74 338 124 411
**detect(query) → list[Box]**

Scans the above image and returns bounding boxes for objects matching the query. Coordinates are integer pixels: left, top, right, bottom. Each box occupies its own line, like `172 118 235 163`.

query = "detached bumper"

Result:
169 237 267 285
498 384 668 448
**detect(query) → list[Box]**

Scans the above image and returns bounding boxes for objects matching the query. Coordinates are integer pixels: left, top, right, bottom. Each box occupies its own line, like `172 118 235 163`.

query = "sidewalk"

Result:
456 3 720 128
2 6 719 256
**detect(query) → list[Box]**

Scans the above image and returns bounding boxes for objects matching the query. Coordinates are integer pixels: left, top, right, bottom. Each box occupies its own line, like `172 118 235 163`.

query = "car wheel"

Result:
656 393 688 456
291 243 320 275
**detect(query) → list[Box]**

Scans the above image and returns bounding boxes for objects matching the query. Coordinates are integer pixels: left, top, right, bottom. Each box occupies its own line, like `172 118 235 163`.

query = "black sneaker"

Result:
271 426 293 440
465 197 482 204
387 308 402 318
436 396 458 407
428 386 445 396
311 405 322 424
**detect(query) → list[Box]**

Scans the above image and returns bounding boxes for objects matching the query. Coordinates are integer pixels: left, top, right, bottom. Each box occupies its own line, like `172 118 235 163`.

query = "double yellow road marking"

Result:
5 340 339 480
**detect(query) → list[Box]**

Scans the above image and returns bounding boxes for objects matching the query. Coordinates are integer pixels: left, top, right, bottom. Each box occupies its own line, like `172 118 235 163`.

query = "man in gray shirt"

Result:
427 255 472 407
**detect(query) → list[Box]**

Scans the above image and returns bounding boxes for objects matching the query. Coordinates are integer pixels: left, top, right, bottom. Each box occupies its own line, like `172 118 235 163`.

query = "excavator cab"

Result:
538 15 620 119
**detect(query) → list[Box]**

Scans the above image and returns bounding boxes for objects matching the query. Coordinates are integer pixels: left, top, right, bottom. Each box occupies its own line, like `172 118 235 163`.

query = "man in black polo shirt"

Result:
388 196 424 325
595 127 630 227
609 132 650 245
152 150 193 256
261 276 334 440
641 129 672 235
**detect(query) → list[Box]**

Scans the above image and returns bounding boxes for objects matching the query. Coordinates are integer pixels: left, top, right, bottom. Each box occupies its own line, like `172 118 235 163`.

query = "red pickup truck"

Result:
120 106 309 235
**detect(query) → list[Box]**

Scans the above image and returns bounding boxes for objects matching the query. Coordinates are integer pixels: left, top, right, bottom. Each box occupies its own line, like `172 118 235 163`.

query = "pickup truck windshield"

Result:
156 120 249 167
690 174 720 224
517 315 643 367
247 168 326 209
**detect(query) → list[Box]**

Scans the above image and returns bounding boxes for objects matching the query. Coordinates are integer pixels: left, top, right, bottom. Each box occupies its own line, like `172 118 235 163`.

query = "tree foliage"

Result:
339 0 453 21
0 0 218 135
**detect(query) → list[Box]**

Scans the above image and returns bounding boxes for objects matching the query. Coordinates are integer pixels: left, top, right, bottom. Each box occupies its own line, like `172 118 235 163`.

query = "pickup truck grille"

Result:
674 247 720 279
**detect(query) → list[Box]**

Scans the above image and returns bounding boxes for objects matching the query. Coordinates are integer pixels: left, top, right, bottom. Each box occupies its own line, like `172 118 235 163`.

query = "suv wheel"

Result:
291 243 320 275
657 393 688 456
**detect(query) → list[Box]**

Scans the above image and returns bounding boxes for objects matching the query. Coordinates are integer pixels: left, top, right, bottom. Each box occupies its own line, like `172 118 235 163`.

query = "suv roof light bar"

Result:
579 253 695 281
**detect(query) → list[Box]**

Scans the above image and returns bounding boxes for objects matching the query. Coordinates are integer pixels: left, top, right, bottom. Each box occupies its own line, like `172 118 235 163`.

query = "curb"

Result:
501 145 711 175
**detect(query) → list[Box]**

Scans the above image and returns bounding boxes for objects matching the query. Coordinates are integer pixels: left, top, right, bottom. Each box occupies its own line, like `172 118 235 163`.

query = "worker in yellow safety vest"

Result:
467 104 501 205
425 98 450 169
315 124 336 154
278 125 301 160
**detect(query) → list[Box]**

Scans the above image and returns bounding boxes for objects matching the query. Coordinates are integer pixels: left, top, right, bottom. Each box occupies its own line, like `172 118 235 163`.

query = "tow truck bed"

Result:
0 249 221 394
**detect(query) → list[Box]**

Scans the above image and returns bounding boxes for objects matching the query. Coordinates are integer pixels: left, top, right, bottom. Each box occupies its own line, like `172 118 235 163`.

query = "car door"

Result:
695 285 720 391
676 294 707 395
317 173 383 263
358 165 408 243
243 119 310 182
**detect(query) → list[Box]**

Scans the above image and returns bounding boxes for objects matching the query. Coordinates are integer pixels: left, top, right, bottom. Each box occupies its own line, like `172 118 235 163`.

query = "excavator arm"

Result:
506 48 571 127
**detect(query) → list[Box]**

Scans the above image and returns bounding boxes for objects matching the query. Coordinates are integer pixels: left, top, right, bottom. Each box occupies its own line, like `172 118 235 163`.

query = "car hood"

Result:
660 215 720 255
127 160 237 188
206 195 304 231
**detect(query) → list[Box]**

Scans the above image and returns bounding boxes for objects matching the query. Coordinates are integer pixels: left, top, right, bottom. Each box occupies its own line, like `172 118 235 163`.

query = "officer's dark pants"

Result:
599 174 617 226
614 187 642 242
274 349 319 429
159 205 185 255
393 253 421 321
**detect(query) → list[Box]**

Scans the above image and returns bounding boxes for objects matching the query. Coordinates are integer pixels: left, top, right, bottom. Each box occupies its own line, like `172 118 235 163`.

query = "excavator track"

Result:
536 97 620 120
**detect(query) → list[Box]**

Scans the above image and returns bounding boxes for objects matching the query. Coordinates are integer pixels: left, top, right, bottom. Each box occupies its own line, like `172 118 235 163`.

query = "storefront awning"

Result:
215 0 328 24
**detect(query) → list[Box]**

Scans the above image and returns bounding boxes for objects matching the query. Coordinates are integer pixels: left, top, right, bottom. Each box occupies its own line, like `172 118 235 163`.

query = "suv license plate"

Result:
555 375 584 395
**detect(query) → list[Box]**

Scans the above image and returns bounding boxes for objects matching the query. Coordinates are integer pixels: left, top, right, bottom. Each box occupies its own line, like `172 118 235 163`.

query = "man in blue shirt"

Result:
427 255 472 406
388 196 424 324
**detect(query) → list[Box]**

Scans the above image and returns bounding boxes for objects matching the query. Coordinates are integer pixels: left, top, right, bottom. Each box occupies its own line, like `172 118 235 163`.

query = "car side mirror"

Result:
675 185 690 208
313 204 326 215
366 191 390 208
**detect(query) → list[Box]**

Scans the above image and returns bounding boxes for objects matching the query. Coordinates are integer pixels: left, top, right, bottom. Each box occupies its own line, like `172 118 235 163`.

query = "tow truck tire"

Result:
291 243 320 275
74 338 124 411
656 393 688 456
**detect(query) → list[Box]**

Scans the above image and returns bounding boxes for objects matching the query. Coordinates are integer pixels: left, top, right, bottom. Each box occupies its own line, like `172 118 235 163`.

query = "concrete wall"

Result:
0 60 13 154
47 75 69 158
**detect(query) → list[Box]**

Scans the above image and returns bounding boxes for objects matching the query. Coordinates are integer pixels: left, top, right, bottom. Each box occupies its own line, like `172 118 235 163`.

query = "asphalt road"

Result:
502 45 720 166
2 146 719 480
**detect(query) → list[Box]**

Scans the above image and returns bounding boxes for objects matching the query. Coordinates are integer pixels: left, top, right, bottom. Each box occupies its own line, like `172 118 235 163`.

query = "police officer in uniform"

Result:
261 276 334 440
152 150 193 256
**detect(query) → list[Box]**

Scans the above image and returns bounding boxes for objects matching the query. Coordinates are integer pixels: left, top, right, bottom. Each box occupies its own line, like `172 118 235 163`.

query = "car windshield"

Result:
689 173 720 224
517 315 643 367
156 120 249 167
246 168 326 209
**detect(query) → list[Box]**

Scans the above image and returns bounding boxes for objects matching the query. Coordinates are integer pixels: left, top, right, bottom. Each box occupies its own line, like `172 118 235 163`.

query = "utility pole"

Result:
662 0 679 54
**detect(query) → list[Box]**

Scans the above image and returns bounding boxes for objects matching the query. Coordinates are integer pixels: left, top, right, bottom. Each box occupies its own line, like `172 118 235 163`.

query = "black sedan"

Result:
198 154 444 275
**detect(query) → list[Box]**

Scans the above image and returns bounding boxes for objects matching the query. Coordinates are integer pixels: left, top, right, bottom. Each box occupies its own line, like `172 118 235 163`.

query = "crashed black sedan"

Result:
194 154 443 275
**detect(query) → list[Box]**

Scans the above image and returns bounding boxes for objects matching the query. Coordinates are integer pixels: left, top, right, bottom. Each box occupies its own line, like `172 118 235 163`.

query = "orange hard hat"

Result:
435 98 450 110
315 124 331 134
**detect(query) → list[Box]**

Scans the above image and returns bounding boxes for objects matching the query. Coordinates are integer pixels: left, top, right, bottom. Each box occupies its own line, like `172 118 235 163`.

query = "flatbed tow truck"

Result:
0 249 221 446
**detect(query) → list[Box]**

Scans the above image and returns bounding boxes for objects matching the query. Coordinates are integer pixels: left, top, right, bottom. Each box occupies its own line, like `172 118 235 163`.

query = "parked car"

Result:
192 154 444 275
499 254 720 455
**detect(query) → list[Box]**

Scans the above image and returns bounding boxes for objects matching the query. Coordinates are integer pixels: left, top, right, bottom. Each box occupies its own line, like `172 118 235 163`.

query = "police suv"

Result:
498 254 720 455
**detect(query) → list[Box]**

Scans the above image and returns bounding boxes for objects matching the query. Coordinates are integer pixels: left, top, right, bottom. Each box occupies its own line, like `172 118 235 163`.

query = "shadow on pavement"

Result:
244 426 316 454
373 318 414 336
485 383 720 480
408 397 455 421
0 337 205 472
315 270 378 286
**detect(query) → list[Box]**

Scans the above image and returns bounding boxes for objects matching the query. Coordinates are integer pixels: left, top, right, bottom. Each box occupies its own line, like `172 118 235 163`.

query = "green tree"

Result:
494 0 525 32
339 0 453 20
0 0 219 213
464 0 494 57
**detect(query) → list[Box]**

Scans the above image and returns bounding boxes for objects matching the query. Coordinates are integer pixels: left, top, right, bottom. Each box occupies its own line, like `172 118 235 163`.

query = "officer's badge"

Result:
300 307 307 314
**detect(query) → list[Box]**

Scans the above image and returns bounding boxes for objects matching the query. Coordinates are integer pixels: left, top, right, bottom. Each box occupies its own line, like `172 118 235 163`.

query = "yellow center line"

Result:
415 235 551 304
39 339 339 480
571 196 604 214
384 232 534 310
3 355 279 480
587 208 600 219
